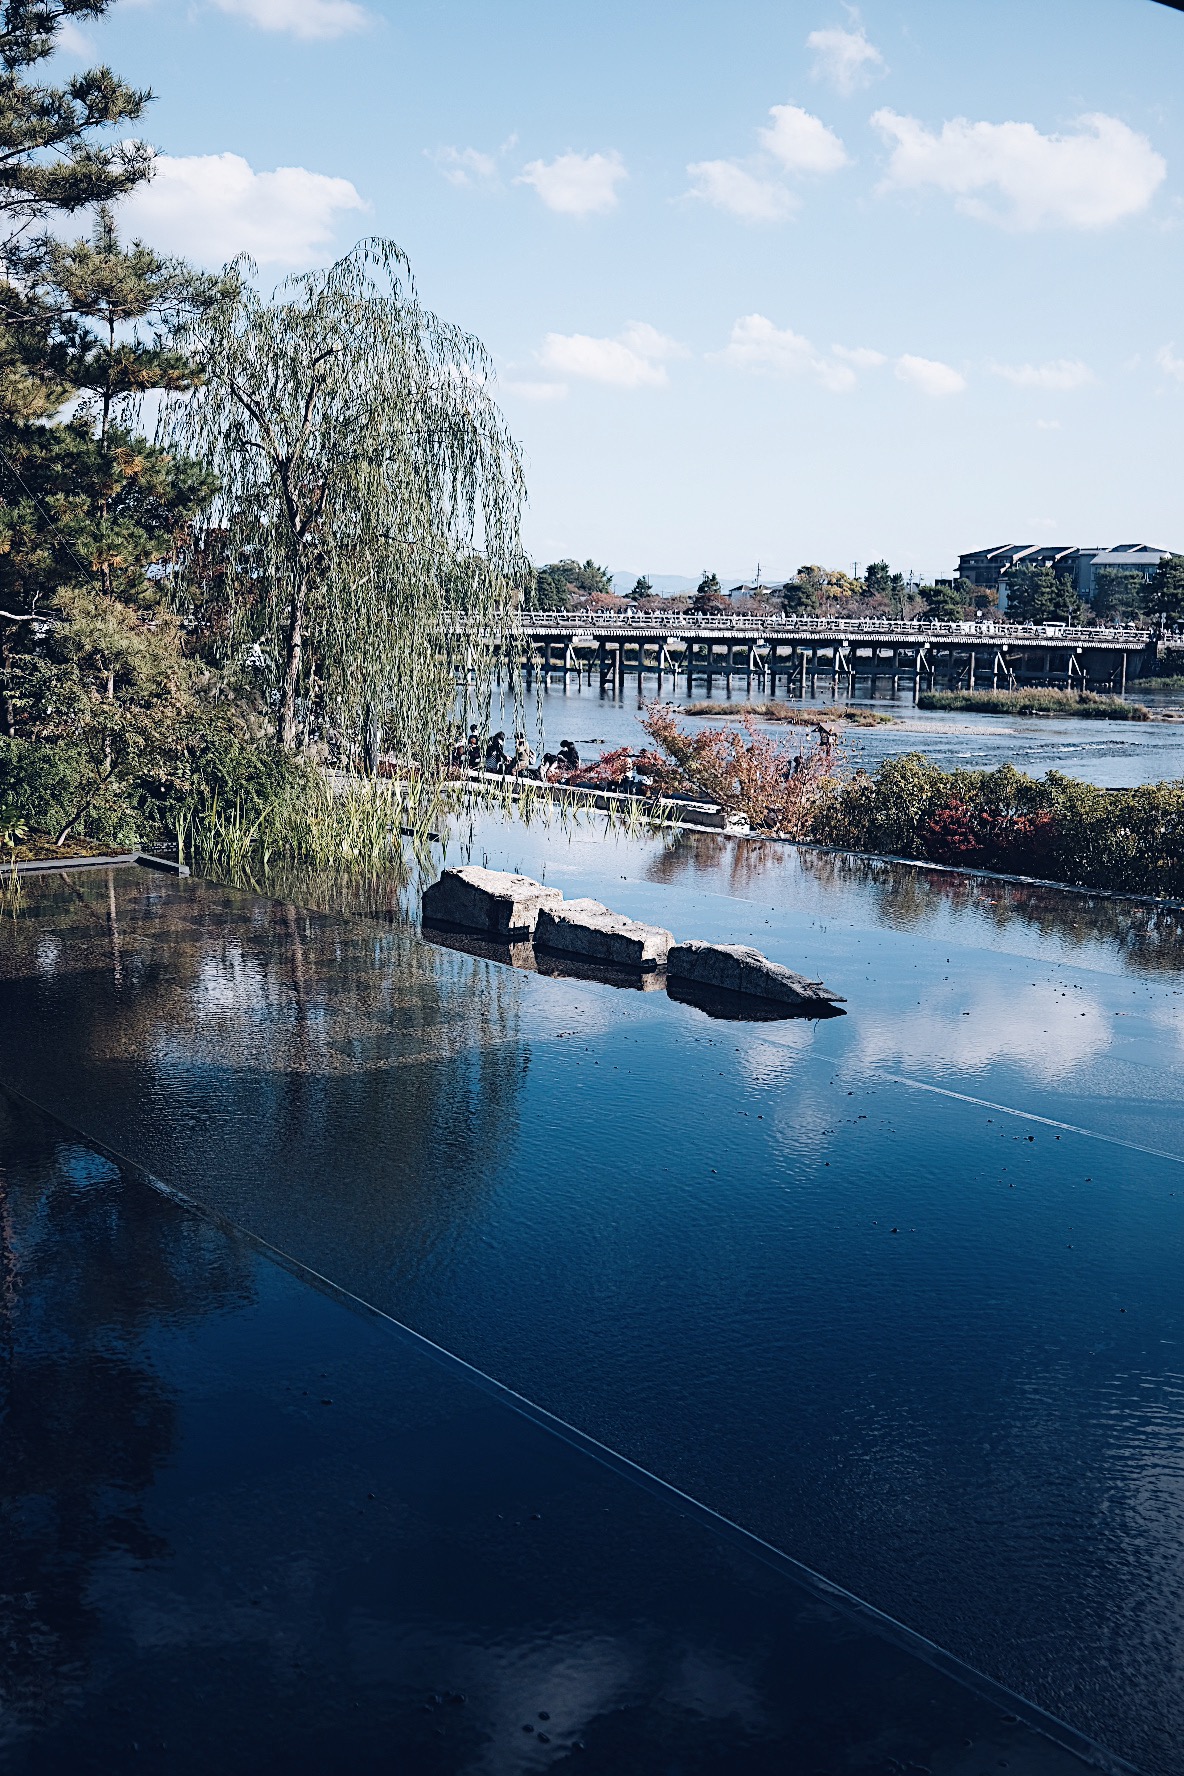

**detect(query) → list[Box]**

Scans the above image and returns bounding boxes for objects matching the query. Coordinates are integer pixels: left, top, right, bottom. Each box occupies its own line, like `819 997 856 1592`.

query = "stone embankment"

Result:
423 867 843 1018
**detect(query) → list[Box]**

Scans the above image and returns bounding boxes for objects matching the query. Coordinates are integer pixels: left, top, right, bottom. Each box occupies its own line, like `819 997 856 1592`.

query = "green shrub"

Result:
0 736 144 846
813 751 1184 897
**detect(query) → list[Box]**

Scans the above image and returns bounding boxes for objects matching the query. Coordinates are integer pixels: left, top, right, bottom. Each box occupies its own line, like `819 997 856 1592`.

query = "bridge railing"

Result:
455 615 1154 646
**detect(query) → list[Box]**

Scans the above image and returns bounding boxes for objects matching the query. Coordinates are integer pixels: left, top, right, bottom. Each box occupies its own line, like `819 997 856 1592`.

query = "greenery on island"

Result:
684 700 894 727
814 752 1184 899
637 703 838 835
918 689 1150 722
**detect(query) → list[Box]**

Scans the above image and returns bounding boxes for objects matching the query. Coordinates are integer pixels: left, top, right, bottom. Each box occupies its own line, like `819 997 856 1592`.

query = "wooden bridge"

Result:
478 616 1156 696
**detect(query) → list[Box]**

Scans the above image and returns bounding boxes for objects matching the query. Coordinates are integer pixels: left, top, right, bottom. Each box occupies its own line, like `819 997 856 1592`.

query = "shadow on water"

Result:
664 977 846 1022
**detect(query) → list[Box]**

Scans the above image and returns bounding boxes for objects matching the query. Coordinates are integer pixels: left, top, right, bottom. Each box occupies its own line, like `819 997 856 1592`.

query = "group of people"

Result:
452 726 582 782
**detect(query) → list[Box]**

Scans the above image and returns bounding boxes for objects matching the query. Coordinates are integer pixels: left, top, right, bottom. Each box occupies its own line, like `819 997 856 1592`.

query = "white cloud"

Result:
55 18 95 54
517 151 627 217
686 160 797 223
759 104 849 174
872 109 1166 230
807 25 885 95
686 104 847 225
895 354 966 396
537 321 685 389
210 0 368 39
1035 419 1062 430
991 358 1094 391
1157 344 1184 381
121 151 367 267
429 146 500 189
500 379 569 402
832 343 886 369
717 314 866 392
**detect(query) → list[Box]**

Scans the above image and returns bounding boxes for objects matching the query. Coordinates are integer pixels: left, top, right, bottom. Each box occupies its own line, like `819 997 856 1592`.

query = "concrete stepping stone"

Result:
422 866 562 938
535 898 674 971
666 941 844 1008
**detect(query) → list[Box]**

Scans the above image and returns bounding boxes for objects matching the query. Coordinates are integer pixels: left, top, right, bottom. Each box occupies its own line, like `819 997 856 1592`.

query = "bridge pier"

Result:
496 620 1148 711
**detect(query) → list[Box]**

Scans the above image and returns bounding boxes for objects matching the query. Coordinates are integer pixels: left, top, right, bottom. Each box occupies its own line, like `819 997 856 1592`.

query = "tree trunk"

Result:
279 579 307 749
362 704 381 776
0 627 12 738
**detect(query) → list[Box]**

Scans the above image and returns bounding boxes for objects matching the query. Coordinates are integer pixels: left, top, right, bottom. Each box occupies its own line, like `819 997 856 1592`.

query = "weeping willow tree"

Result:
162 238 527 767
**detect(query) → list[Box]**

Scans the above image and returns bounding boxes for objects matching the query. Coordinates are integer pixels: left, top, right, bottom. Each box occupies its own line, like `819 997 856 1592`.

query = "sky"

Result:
54 0 1184 582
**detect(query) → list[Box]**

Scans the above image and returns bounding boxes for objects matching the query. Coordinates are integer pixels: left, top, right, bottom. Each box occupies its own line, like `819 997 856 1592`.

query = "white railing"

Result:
490 614 1154 646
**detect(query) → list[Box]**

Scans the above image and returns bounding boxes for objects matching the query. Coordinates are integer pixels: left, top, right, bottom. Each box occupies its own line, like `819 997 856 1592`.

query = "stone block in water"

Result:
666 941 844 1007
422 866 562 938
535 898 674 971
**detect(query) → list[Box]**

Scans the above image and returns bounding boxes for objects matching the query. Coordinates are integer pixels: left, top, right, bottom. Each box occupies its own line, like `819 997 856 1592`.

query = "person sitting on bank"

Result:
485 731 510 772
557 738 580 772
465 725 482 769
513 735 536 775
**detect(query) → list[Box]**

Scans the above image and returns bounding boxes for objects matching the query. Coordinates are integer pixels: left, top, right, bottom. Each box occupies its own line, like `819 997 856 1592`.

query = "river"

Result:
2 813 1183 1773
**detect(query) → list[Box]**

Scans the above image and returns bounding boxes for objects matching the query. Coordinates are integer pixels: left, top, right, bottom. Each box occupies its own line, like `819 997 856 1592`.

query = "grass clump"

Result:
917 688 1148 721
684 700 894 727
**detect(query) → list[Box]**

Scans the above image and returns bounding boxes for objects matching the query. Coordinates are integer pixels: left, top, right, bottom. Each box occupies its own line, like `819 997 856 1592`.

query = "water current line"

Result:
880 1074 1184 1167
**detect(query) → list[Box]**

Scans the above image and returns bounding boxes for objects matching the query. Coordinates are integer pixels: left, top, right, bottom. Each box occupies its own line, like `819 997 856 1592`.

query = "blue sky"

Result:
59 0 1184 581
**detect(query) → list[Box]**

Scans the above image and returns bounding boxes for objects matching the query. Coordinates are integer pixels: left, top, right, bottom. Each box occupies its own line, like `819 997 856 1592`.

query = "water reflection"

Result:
638 826 1184 977
4 858 1184 1772
0 1096 254 1735
1 871 532 1296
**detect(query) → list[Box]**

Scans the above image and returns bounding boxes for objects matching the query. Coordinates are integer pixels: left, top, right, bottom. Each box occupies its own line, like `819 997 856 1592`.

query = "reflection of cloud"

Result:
856 983 1112 1080
736 1028 818 1088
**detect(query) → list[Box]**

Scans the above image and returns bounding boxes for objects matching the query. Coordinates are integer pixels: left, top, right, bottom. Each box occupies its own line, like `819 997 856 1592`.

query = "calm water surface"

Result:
3 829 1184 1774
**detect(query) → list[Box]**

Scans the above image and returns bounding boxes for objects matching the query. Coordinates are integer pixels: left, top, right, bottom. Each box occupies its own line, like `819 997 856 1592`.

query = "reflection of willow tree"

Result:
0 1093 254 1728
0 872 532 1298
799 849 1184 974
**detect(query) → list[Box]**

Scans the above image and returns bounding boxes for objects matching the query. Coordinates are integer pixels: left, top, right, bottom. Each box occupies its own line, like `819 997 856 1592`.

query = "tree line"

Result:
526 554 1184 627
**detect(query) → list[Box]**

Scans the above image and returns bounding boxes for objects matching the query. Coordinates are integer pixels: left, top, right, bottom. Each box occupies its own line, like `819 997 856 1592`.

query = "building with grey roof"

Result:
958 542 1173 604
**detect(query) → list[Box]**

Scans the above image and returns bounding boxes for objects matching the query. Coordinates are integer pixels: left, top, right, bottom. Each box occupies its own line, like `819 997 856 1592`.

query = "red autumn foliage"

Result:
924 799 1056 875
637 703 840 834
